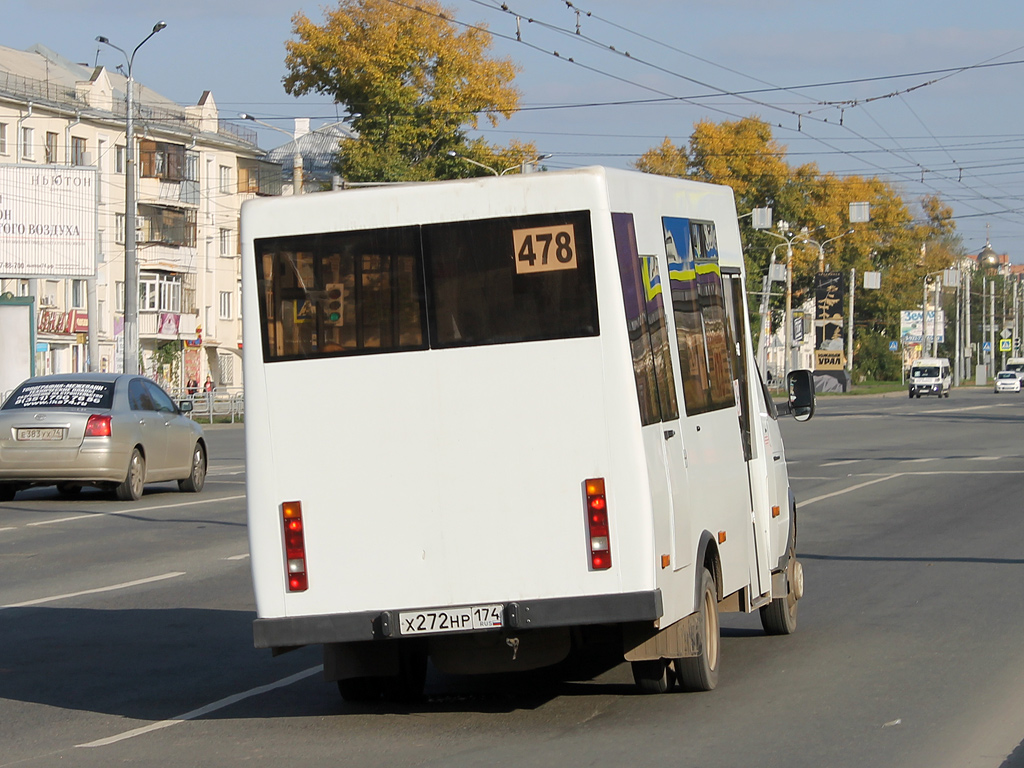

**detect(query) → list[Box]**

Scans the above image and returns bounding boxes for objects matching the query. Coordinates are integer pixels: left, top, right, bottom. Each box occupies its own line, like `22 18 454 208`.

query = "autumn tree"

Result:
283 0 536 182
635 116 966 380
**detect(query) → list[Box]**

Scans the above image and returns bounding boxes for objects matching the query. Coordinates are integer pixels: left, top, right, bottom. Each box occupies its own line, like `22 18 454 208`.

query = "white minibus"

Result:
909 356 951 398
240 167 814 701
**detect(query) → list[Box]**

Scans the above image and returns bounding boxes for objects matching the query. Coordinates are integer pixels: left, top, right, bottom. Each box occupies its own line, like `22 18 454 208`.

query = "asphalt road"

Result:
2 387 1023 768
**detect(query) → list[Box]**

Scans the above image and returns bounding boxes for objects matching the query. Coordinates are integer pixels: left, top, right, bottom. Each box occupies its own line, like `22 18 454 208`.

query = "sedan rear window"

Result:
2 381 115 410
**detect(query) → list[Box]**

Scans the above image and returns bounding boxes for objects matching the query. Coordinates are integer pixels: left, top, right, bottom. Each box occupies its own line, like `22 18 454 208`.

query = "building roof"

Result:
264 122 356 184
0 42 259 151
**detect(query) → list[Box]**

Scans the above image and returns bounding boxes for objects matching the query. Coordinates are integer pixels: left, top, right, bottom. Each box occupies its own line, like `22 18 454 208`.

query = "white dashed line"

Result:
0 572 186 610
77 666 323 748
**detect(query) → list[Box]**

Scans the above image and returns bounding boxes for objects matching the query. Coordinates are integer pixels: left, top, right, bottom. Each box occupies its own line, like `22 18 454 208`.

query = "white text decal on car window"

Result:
12 382 112 408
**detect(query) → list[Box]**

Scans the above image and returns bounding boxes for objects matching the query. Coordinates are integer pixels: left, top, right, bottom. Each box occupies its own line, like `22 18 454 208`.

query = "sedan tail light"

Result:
85 414 112 437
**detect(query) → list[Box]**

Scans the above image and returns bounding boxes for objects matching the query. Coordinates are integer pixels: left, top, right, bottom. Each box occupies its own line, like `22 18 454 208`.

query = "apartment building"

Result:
0 43 280 392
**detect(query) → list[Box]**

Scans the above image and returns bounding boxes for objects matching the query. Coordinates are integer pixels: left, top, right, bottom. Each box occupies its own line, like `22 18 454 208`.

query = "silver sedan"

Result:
0 373 206 501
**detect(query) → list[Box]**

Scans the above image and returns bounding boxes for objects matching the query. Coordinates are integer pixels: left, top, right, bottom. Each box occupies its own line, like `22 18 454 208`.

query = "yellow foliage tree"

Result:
634 116 966 375
284 0 534 181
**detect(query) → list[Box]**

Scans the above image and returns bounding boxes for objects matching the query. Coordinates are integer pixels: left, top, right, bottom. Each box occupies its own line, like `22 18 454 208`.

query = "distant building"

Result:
264 118 355 194
0 42 282 391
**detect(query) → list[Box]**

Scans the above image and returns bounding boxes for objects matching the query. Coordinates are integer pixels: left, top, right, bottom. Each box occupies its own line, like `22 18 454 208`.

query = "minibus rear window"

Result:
254 211 598 361
423 211 598 348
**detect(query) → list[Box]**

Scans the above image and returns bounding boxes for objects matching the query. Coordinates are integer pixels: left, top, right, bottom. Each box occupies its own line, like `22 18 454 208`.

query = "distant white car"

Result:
994 371 1021 393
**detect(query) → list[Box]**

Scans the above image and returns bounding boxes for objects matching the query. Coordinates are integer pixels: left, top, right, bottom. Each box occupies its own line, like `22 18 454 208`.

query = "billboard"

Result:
815 271 846 370
900 309 945 344
0 165 98 278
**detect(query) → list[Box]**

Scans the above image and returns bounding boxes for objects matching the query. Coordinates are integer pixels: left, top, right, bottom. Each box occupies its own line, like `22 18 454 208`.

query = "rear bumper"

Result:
0 444 130 484
253 589 664 649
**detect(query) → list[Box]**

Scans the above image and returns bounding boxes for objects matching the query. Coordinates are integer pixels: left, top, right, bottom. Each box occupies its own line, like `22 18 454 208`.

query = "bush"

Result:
853 331 902 382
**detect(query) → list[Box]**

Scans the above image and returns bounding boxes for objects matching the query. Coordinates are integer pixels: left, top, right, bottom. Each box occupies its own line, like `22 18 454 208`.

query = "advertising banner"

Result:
0 165 98 278
900 309 945 344
815 272 846 370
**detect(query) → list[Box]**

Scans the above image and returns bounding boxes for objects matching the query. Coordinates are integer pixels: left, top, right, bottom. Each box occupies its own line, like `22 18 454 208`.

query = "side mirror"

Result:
787 369 816 422
178 399 194 413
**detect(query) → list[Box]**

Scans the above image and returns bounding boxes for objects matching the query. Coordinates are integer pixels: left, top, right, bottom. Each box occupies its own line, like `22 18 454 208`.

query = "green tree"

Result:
283 0 535 182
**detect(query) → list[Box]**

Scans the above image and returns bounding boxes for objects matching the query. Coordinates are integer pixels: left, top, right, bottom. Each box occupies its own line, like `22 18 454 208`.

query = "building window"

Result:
219 165 231 193
219 291 232 320
71 279 86 309
137 205 197 248
139 140 185 181
115 145 125 174
140 272 182 313
71 136 87 166
20 126 34 160
45 132 58 164
115 213 126 245
115 281 124 313
0 123 8 155
218 352 234 386
219 228 233 257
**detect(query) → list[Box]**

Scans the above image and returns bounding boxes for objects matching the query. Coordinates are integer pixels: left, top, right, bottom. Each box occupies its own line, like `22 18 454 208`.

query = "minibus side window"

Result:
662 217 736 417
613 212 677 425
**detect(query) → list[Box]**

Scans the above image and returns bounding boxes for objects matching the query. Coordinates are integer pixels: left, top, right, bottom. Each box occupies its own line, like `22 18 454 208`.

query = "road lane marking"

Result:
903 457 938 463
76 665 323 748
923 404 1015 414
821 460 861 467
223 553 249 561
0 572 185 610
26 494 246 528
799 474 904 508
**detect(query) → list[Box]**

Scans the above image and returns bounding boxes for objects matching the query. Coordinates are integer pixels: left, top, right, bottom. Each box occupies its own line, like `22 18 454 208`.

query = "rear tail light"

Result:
282 501 308 592
585 478 612 570
85 414 112 437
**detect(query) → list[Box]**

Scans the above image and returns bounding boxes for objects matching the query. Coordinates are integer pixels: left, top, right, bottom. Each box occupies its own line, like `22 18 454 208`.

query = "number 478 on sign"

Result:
512 225 577 274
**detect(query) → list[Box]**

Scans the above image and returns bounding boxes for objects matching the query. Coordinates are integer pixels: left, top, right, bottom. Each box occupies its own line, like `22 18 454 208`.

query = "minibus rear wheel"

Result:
675 568 720 692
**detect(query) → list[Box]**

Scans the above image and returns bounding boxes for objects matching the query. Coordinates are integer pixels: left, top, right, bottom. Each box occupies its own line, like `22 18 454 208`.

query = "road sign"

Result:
999 338 1012 352
889 341 898 351
983 341 992 352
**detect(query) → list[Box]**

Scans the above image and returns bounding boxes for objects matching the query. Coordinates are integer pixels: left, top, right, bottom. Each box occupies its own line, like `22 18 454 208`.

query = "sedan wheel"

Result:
178 442 207 493
115 448 146 501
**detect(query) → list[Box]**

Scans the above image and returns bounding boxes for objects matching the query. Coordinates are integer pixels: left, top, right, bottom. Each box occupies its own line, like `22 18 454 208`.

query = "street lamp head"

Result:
95 35 109 44
239 113 254 121
152 21 168 33
446 150 459 158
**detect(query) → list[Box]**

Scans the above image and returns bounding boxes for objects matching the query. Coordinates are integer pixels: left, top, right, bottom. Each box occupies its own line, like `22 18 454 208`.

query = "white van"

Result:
909 357 951 398
240 167 815 701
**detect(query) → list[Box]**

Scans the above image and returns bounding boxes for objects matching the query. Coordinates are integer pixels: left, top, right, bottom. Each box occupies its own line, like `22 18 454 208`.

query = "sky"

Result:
5 0 1024 259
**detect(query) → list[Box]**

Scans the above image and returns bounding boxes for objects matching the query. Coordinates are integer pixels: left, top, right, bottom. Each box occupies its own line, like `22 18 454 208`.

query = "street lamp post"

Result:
447 151 553 176
97 21 167 375
763 222 809 382
804 229 855 274
239 114 304 195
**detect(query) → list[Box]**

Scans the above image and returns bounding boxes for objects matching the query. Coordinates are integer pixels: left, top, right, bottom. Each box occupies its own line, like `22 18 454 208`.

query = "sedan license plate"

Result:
399 604 503 635
15 428 65 441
